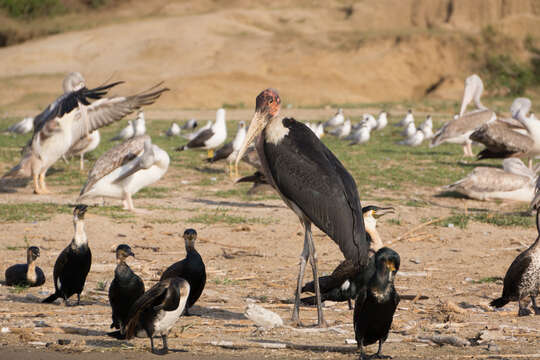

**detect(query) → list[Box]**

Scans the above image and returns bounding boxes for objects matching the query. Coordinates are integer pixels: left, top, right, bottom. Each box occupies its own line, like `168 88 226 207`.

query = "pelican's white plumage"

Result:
7 117 34 134
445 158 536 202
66 130 100 170
166 122 181 137
78 135 169 210
1 72 168 194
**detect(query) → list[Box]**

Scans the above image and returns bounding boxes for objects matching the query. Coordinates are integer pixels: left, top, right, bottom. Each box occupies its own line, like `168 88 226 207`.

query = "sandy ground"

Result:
0 109 539 359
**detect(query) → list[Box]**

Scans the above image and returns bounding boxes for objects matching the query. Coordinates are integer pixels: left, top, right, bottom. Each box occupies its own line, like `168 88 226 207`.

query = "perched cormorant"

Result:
5 246 45 287
490 209 540 316
354 247 400 360
123 277 190 354
160 229 206 316
108 244 145 335
301 206 395 309
42 205 92 305
235 89 369 327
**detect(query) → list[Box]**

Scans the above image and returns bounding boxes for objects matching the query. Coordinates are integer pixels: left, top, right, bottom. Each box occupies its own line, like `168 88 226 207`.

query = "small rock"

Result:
33 321 48 328
487 342 500 352
410 258 421 264
345 338 357 345
181 180 190 185
1 327 9 333
28 341 47 347
447 223 454 228
57 339 71 345
464 277 473 282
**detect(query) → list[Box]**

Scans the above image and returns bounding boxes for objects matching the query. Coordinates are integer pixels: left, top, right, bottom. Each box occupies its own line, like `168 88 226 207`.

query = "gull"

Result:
177 109 227 158
7 117 34 134
65 130 100 170
324 108 344 128
166 122 181 137
396 109 413 127
375 111 388 130
111 120 134 141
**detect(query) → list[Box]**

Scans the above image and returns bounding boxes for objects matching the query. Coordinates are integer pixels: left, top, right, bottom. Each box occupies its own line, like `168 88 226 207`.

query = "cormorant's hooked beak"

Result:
373 207 395 219
235 111 266 178
128 249 135 258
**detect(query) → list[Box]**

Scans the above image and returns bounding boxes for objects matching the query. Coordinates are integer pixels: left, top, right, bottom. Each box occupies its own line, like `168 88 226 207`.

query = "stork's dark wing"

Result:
470 121 532 159
263 118 368 268
207 142 233 163
187 129 214 148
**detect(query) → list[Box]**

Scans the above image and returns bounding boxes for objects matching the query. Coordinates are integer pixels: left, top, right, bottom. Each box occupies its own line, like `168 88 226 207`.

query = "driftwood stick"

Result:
199 237 256 250
395 218 444 241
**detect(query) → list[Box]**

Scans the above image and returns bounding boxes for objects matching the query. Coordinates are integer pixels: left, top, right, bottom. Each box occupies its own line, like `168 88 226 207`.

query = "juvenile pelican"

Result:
7 117 34 134
207 121 246 177
445 158 536 202
78 136 170 211
177 108 227 158
324 108 344 128
431 74 495 156
375 111 388 130
166 122 181 137
111 120 135 141
65 130 100 170
2 73 168 194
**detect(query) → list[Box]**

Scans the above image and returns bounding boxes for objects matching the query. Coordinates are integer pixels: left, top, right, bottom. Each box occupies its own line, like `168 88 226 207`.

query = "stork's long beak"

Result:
235 111 266 178
459 78 477 117
373 207 395 219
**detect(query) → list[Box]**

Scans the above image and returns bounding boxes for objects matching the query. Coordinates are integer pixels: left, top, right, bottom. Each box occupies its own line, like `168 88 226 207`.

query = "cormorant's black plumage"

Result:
160 229 206 316
42 205 91 305
490 209 540 316
123 277 190 354
354 247 400 359
108 244 145 334
5 246 45 287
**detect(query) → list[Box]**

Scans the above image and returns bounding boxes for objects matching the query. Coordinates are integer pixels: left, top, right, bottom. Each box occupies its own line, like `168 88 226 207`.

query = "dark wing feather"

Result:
207 142 233 162
501 252 532 300
302 259 356 293
263 118 368 268
124 280 168 339
470 121 532 159
187 129 214 148
53 247 70 291
159 258 187 281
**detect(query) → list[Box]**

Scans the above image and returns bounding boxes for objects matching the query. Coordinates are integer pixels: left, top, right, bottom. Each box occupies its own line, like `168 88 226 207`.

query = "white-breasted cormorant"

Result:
108 244 145 335
354 247 400 360
5 246 45 287
123 277 190 354
160 229 206 316
235 89 369 327
490 209 540 316
42 205 91 305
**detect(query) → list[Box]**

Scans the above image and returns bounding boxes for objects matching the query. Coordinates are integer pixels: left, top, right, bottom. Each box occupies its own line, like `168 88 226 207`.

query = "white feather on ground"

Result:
244 301 283 330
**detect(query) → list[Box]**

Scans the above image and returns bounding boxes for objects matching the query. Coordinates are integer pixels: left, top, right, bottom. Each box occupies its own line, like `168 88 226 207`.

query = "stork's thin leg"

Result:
306 222 327 327
374 339 391 358
77 293 81 306
161 334 169 354
531 296 540 315
228 163 234 179
292 229 310 327
80 154 84 171
38 173 51 194
347 298 353 310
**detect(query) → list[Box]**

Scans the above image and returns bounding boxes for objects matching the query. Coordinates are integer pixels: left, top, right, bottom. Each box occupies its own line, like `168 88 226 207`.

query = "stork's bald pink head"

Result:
255 88 281 118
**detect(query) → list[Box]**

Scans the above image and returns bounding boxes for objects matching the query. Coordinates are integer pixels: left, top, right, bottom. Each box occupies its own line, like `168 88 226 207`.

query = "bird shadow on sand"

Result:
435 191 469 199
188 198 284 209
5 293 106 307
85 339 134 348
196 305 247 321
0 178 30 193
194 166 225 174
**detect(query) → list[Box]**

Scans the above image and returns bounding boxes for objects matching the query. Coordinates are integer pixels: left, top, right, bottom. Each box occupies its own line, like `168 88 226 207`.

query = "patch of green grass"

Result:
187 207 277 225
213 277 239 286
473 212 533 228
136 186 171 199
473 276 502 284
0 0 64 19
386 218 402 226
439 214 470 229
95 281 107 291
8 284 29 293
148 218 177 224
92 206 135 222
213 187 279 202
404 199 429 208
0 203 71 223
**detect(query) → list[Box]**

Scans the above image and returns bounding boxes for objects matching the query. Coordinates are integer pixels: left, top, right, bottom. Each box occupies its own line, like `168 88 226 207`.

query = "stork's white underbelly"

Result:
85 163 167 199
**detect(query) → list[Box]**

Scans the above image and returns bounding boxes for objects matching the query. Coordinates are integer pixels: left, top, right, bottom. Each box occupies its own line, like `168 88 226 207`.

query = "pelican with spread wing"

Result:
2 72 168 194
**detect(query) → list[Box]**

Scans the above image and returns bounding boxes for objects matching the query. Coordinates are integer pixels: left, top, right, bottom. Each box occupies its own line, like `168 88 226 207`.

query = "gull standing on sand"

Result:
177 108 227 158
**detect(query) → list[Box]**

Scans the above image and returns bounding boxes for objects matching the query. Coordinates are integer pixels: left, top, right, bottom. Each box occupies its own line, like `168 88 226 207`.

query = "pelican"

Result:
166 122 181 137
323 108 344 128
7 117 34 134
328 118 351 138
78 136 169 211
375 111 388 130
471 98 540 168
133 111 146 137
398 128 424 147
444 158 536 202
65 130 100 170
177 108 227 158
402 122 416 138
348 125 371 145
235 89 369 327
2 72 168 194
207 121 246 177
431 74 495 156
396 109 413 127
183 120 211 141
111 120 135 141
